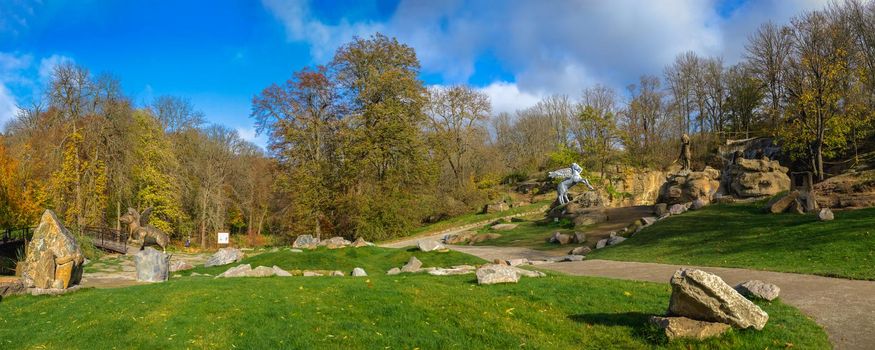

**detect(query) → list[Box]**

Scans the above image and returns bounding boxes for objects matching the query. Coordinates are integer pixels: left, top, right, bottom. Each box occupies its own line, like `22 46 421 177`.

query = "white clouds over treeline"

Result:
263 0 831 114
0 52 75 127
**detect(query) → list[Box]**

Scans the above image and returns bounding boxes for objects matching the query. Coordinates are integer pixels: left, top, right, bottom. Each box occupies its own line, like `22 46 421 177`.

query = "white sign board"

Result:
217 232 230 245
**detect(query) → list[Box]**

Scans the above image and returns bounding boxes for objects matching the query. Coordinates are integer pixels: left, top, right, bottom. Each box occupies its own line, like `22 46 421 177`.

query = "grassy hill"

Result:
0 248 828 349
590 203 875 280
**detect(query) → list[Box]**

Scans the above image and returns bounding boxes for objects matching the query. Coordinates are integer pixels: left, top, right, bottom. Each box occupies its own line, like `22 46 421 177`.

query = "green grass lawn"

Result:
183 246 487 276
400 200 551 238
590 203 875 280
0 247 828 349
469 218 575 250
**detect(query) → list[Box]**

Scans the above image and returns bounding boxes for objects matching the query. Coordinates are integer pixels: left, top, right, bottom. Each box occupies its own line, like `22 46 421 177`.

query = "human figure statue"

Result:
548 163 595 205
678 134 691 171
120 207 170 252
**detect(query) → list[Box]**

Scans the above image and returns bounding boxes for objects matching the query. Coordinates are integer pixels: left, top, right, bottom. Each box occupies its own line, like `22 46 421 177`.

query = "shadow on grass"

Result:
569 312 668 345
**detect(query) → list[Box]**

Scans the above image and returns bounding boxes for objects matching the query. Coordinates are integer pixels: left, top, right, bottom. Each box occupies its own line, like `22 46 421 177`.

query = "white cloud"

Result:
0 52 34 126
0 83 19 126
477 81 542 116
264 0 835 112
261 0 385 61
236 126 268 149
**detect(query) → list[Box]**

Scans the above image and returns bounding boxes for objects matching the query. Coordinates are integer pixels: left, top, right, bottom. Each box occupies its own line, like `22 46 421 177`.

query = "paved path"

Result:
447 245 874 350
380 208 547 249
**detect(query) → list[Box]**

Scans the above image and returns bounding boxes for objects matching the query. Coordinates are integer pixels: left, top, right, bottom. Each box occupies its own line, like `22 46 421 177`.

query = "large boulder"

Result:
726 158 790 198
21 210 85 289
766 191 800 214
170 260 194 272
292 234 320 249
649 316 731 340
475 264 520 285
134 247 171 282
658 168 721 205
475 264 545 285
204 248 245 267
668 269 769 330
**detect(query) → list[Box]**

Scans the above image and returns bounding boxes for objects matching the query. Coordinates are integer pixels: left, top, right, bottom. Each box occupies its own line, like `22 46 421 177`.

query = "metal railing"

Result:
80 226 128 253
1 227 34 243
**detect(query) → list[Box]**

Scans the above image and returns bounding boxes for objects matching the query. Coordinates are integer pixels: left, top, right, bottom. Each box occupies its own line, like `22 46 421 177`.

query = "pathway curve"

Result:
380 207 547 249
448 245 873 350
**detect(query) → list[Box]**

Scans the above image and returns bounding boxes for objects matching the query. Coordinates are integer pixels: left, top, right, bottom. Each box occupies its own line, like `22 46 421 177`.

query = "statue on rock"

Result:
548 163 595 205
120 207 170 253
21 210 85 289
677 134 692 172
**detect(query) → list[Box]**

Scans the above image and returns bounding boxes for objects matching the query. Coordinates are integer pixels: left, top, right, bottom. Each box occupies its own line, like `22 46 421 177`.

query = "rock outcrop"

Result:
658 167 721 205
725 158 790 198
814 169 875 209
21 210 85 289
134 247 171 282
668 269 769 330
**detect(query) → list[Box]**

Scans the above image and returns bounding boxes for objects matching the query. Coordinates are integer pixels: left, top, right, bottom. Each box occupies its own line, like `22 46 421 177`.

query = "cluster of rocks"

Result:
595 233 627 249
291 235 374 250
765 190 815 214
386 256 477 276
765 190 835 221
216 264 368 278
650 269 774 340
383 256 548 281
548 231 586 245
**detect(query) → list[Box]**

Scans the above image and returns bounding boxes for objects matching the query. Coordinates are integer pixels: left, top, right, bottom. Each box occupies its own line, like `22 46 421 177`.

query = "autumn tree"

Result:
782 11 858 180
574 85 621 177
425 85 490 187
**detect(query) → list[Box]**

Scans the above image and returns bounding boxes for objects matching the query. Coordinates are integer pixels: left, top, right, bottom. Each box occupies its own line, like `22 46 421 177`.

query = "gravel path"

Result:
448 245 874 350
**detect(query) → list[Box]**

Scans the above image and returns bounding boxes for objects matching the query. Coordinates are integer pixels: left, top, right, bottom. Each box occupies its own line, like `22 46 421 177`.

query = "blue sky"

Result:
0 0 829 147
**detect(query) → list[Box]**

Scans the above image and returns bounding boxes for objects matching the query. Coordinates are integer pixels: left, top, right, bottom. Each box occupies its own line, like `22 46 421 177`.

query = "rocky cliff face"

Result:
611 169 667 206
21 210 85 289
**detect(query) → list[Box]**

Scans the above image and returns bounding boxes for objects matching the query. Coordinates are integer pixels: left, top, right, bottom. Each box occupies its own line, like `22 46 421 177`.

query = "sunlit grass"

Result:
590 203 875 280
